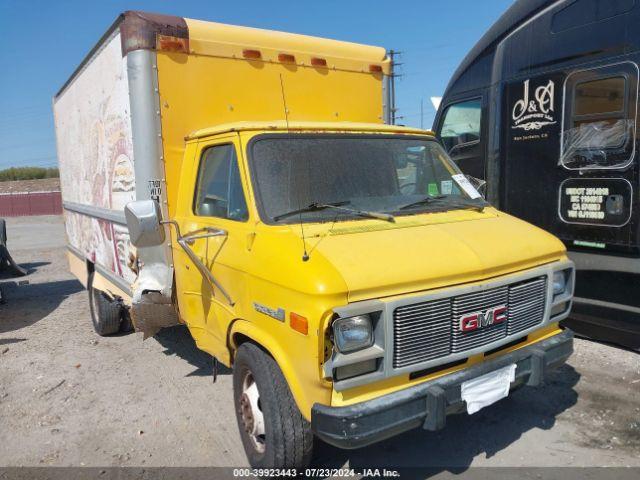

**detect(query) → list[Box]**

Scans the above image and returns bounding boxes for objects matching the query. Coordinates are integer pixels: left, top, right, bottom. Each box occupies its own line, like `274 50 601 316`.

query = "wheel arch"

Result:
228 319 318 420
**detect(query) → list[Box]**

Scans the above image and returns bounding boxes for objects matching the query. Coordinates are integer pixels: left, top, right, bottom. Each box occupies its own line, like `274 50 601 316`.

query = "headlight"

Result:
553 270 569 296
333 315 373 353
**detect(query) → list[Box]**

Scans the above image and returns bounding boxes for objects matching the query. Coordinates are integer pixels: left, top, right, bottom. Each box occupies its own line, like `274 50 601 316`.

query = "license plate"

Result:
461 364 517 414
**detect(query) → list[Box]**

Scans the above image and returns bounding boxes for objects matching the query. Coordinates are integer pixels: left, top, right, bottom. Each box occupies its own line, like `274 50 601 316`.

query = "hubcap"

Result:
239 372 265 453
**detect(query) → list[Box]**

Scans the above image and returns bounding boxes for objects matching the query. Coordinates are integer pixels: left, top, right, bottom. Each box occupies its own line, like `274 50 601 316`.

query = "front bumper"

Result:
311 328 573 449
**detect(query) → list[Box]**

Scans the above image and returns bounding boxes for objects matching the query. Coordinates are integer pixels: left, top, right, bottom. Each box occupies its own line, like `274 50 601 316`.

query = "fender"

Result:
228 318 331 420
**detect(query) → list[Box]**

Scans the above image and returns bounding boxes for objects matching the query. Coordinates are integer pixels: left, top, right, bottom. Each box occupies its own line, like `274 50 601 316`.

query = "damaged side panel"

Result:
125 46 180 336
560 119 635 170
131 264 179 339
54 11 186 338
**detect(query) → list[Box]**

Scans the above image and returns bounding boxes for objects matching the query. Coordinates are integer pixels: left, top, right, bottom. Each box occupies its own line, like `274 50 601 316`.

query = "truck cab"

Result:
127 120 575 465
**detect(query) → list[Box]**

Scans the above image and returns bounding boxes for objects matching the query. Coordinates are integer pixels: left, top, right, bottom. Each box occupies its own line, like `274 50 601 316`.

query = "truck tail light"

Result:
243 49 262 59
290 312 308 335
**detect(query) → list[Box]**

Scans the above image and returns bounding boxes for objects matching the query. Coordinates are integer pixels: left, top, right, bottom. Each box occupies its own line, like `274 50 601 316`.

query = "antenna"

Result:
296 172 310 262
299 210 310 262
279 74 290 130
279 74 308 261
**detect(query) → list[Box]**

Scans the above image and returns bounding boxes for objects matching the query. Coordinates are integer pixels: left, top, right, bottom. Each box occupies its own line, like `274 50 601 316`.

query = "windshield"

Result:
249 135 486 224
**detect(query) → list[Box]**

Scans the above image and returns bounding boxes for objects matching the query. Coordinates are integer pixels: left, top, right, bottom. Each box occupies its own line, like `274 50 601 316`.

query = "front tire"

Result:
233 343 314 469
88 273 122 336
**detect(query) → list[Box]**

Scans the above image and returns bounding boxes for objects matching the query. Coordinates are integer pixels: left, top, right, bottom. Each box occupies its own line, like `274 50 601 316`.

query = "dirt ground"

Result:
0 215 639 471
0 178 60 194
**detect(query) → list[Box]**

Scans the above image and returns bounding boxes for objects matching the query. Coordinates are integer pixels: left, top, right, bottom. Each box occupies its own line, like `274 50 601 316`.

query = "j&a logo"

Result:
512 79 556 131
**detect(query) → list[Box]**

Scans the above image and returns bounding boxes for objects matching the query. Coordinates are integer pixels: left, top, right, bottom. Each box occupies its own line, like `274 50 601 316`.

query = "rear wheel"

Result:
233 342 314 469
88 273 122 336
119 308 134 333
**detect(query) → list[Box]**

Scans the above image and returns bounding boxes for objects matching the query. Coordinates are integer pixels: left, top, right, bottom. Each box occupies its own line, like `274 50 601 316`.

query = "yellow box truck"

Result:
54 11 575 470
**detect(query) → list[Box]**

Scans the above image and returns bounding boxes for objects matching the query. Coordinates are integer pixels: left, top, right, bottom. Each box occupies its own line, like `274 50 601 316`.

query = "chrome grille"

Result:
393 277 547 369
451 286 508 353
507 277 547 335
393 298 451 367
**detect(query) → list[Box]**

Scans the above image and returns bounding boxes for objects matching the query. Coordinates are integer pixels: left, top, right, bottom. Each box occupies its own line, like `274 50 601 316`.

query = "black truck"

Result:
433 0 640 349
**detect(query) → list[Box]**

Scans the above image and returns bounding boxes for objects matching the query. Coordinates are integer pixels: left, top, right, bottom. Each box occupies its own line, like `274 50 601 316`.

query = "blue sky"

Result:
0 0 512 169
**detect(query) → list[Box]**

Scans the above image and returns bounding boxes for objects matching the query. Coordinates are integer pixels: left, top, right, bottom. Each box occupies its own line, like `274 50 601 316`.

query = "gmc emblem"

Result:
459 305 507 332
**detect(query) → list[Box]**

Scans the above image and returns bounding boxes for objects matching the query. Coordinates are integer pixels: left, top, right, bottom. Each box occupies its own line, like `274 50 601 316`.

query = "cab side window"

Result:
562 63 637 169
437 98 484 179
194 144 249 221
439 99 482 152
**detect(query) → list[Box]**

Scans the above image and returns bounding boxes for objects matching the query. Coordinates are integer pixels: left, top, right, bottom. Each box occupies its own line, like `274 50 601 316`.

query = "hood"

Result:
301 209 565 302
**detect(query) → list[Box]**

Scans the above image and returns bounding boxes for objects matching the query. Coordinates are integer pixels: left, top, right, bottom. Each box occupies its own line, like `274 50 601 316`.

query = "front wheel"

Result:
233 343 314 469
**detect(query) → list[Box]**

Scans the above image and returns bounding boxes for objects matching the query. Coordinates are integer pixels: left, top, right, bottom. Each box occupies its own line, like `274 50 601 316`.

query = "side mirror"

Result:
124 200 165 247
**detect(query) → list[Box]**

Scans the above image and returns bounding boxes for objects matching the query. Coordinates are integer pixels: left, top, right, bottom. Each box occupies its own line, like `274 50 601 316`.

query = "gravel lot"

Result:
0 215 639 472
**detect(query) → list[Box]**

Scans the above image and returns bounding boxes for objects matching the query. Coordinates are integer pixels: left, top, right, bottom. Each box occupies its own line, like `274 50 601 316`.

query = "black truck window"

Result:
437 98 484 179
561 63 637 170
574 77 625 117
439 99 481 152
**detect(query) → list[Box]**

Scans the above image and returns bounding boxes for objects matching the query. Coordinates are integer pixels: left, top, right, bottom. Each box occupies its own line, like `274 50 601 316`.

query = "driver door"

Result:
172 135 252 362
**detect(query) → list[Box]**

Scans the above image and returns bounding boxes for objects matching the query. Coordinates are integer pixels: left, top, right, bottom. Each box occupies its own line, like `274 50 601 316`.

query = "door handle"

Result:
163 221 234 306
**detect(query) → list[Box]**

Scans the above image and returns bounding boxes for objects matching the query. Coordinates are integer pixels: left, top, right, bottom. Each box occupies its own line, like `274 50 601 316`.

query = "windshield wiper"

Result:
398 195 446 210
273 201 348 221
399 195 485 212
273 201 395 223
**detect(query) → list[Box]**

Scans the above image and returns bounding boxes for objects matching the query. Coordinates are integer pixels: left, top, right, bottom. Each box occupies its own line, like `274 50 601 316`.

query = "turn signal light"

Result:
278 53 296 63
369 64 383 73
290 312 308 335
311 57 327 67
242 49 262 59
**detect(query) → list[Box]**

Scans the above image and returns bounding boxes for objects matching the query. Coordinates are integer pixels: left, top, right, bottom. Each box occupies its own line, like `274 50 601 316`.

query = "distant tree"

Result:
0 167 60 182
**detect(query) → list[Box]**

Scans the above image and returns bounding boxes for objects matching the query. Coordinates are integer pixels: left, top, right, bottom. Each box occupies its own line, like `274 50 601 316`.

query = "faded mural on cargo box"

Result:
54 32 136 283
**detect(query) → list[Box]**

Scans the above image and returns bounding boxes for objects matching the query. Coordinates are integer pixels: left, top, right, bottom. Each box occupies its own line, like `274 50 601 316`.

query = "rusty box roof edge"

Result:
54 10 188 100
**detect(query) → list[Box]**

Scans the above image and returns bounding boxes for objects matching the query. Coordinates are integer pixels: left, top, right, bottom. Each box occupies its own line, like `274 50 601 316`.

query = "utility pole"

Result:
388 50 402 125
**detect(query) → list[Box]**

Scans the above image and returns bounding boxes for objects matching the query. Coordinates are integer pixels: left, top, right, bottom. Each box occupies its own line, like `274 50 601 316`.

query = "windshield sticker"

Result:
428 183 439 196
452 174 481 199
441 180 453 195
511 79 556 138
